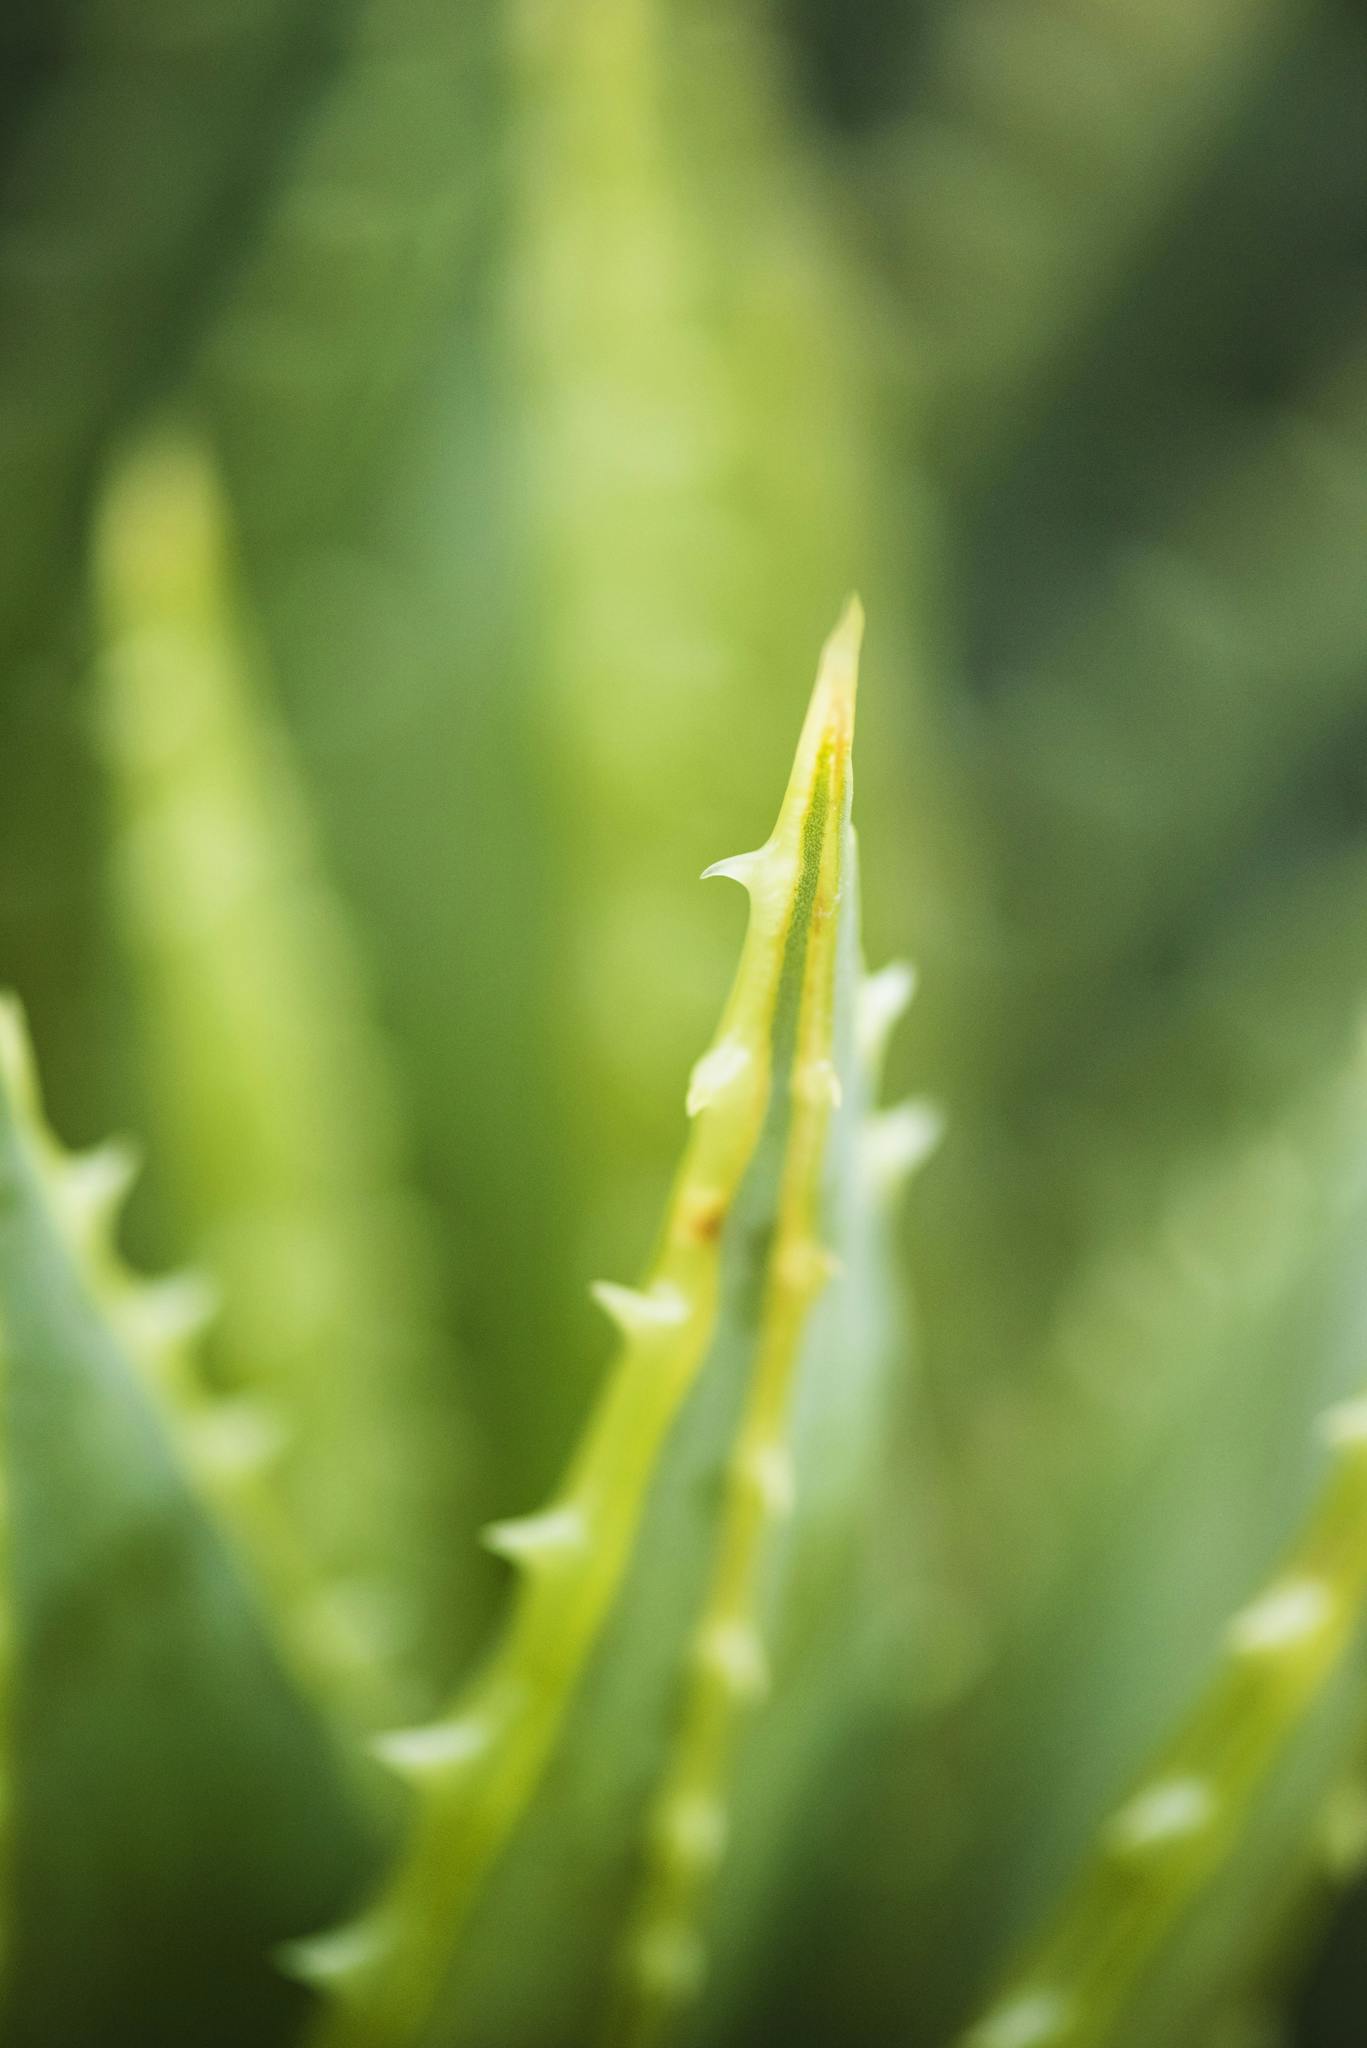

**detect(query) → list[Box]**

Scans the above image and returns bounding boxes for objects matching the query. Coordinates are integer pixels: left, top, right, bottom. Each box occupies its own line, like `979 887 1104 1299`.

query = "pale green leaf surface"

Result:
295 607 928 2048
0 1001 377 2048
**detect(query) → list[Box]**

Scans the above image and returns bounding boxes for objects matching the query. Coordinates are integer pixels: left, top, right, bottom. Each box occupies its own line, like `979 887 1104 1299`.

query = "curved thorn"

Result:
482 1505 587 1568
590 1279 691 1336
1321 1396 1367 1451
857 960 918 1073
700 848 767 889
189 1398 289 1482
862 1098 945 1199
126 1270 221 1352
685 1040 751 1118
61 1140 141 1235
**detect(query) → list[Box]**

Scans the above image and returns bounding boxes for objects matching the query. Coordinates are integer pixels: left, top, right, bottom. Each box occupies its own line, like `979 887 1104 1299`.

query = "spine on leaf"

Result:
92 428 474 1722
0 998 374 2042
296 604 930 2048
508 0 892 1299
0 996 327 1724
604 628 851 2046
960 1354 1367 2048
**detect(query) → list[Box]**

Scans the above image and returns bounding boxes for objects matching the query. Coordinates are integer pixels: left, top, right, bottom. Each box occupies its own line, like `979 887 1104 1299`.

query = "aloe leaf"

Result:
188 43 572 1504
506 0 961 1315
0 998 376 2048
799 978 1367 2048
294 605 931 2048
951 1042 1367 2048
0 2 343 1160
179 0 979 1514
960 1403 1367 2048
92 428 480 1722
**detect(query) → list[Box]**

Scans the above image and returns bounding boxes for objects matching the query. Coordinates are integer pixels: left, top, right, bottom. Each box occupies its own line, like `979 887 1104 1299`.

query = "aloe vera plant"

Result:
10 9 1367 2047
0 547 935 2047
287 598 934 2048
0 999 375 2047
15 448 1367 2048
962 1281 1367 2048
92 429 478 1721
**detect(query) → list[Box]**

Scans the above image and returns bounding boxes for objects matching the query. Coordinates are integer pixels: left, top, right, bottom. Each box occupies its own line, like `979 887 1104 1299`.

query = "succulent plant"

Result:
3 432 940 2047
7 6 1367 2047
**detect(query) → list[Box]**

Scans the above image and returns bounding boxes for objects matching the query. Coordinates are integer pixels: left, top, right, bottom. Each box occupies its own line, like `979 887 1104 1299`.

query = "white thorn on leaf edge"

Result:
280 1914 391 1989
963 1982 1082 2048
863 1099 944 1196
686 1040 752 1118
964 1989 1074 2048
1105 1775 1216 1857
127 1271 220 1350
795 1056 842 1108
700 848 767 890
1322 1395 1367 1450
61 1140 140 1234
858 961 917 1071
482 1504 587 1565
190 1398 288 1480
591 1279 690 1335
1227 1576 1334 1657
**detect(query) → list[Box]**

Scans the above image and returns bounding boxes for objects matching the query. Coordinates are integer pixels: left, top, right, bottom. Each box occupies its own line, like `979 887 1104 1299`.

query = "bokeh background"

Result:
5 1 1367 2042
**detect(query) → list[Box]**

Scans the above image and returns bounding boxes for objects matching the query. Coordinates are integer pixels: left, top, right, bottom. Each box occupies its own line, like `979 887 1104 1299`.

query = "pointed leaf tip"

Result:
774 600 864 847
285 611 880 2048
815 594 864 733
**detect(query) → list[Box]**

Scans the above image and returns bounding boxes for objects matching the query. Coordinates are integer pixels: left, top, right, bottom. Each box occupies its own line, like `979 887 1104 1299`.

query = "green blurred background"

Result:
5 0 1367 2041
